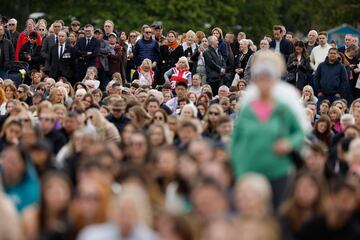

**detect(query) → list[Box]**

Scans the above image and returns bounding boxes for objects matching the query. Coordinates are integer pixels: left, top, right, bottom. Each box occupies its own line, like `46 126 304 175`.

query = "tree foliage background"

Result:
1 0 359 42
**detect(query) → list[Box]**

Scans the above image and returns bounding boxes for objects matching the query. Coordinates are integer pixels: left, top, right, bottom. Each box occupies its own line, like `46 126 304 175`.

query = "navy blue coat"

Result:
133 38 160 67
270 38 294 62
314 58 348 96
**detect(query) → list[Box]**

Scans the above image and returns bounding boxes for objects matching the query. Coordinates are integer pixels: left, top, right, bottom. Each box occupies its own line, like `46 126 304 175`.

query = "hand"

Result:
239 68 244 73
273 139 292 155
220 68 226 75
235 68 241 74
318 92 323 97
27 56 32 61
152 62 157 68
335 93 341 97
304 95 310 101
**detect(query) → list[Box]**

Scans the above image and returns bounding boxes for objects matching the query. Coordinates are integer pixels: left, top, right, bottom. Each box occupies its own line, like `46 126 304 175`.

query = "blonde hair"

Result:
141 59 152 70
251 50 286 79
186 30 196 38
176 56 190 70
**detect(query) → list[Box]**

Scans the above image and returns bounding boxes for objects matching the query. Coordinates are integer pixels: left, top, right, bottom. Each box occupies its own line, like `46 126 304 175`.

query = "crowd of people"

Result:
0 15 360 240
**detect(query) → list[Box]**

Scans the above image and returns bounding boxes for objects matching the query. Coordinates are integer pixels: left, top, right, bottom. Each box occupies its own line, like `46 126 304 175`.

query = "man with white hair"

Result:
7 18 19 48
203 35 227 94
338 34 353 53
305 30 318 55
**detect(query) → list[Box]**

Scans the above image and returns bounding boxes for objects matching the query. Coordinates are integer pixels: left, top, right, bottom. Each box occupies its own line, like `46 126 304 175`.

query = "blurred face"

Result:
7 20 17 31
308 31 317 43
188 93 196 103
53 23 62 34
328 50 338 62
57 31 66 44
192 186 226 219
273 29 282 41
77 181 101 221
26 21 35 32
192 75 201 86
318 34 327 46
213 30 221 40
178 126 197 145
354 111 360 126
104 22 113 34
285 34 293 42
175 86 187 98
136 92 148 103
109 35 117 44
164 92 172 102
44 176 71 212
39 112 55 133
253 73 273 97
157 151 177 177
143 27 152 40
149 127 165 147
121 124 136 146
5 86 15 99
320 103 329 114
182 107 194 119
167 33 175 43
5 123 21 144
259 40 270 50
197 105 206 116
1 148 25 186
63 116 78 134
55 108 66 123
294 176 319 208
316 121 328 133
69 33 77 42
217 122 233 136
186 34 194 45
129 134 148 162
201 38 209 48
239 41 248 52
235 183 265 217
295 46 303 55
345 35 352 47
120 32 127 41
153 111 165 124
178 59 187 69
82 97 92 108
71 23 80 31
208 108 221 123
305 150 326 174
84 27 94 38
146 102 159 115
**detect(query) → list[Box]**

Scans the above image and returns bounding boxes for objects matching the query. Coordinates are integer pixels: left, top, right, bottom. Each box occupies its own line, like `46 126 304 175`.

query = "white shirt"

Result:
310 43 331 71
58 44 65 58
275 40 281 53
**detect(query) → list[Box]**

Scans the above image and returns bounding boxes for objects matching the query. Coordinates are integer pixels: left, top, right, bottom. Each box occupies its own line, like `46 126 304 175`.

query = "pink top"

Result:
251 100 274 123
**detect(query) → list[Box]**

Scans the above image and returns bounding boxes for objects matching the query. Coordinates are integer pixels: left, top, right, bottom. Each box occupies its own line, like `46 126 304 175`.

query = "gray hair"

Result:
208 35 218 46
341 113 355 124
8 18 17 25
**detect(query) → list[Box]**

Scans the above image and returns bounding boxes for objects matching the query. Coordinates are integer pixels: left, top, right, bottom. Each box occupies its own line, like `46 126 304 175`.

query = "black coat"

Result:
19 41 42 70
159 45 184 83
270 38 294 62
203 47 226 82
49 43 75 80
75 37 100 79
0 38 15 71
234 49 253 78
286 54 311 90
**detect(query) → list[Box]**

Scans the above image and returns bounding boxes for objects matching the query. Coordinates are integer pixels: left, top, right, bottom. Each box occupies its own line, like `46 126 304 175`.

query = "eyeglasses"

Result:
209 111 220 116
8 23 15 26
154 116 164 120
130 35 136 38
17 90 24 93
104 25 112 28
38 29 45 31
19 118 30 123
145 31 152 34
112 108 122 112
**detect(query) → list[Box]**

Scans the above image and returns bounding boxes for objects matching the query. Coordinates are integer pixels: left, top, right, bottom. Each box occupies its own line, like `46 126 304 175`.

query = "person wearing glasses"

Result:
7 18 19 49
133 25 160 72
17 84 32 106
36 23 47 40
19 31 42 70
126 30 138 81
41 20 63 74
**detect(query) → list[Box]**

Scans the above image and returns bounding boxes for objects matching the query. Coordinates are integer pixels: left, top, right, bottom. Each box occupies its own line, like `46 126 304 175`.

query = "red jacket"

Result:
15 31 42 61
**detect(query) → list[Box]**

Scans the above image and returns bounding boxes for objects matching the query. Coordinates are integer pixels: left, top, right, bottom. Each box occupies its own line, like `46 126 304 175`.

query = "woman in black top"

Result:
234 39 253 79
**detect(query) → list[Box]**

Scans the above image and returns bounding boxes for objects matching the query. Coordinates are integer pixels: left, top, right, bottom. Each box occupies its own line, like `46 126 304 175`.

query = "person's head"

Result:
191 74 201 87
4 83 18 100
237 80 247 91
157 214 195 240
103 20 114 34
0 117 22 145
237 32 246 41
191 177 228 220
128 131 149 164
314 115 331 135
84 24 94 38
340 114 355 130
218 85 229 98
259 39 270 50
175 81 188 98
17 84 29 100
304 143 327 174
345 43 359 57
251 50 285 97
40 171 72 216
0 146 27 187
71 20 80 32
148 123 170 148
285 32 293 42
318 31 328 46
224 32 234 44
166 30 177 43
176 56 190 71
144 97 160 116
344 34 353 47
344 125 360 139
142 24 152 40
294 40 307 58
319 99 331 115
110 99 126 118
272 25 283 41
7 18 17 32
178 119 199 145
307 30 318 44
216 115 233 137
302 85 314 98
71 177 110 230
52 20 62 35
185 30 196 45
38 108 56 134
205 104 224 125
25 18 36 33
108 32 117 44
180 104 198 120
212 27 223 40
235 173 272 218
208 35 219 49
329 106 341 122
328 48 338 63
239 39 250 52
56 30 66 44
28 31 38 45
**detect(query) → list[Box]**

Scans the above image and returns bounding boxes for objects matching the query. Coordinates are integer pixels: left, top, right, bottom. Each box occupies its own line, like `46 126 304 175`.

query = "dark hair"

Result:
273 25 283 33
328 47 338 53
167 30 178 38
318 31 328 37
293 40 308 59
320 99 331 107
